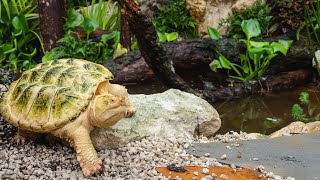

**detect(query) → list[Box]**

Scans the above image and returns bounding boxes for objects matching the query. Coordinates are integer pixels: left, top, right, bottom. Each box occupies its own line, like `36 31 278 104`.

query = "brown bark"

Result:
38 0 66 52
116 0 198 94
120 10 132 49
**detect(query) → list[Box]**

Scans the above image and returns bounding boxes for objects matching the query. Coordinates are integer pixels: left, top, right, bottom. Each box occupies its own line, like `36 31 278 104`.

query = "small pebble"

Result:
202 167 209 174
204 153 210 157
220 154 227 160
220 174 228 179
194 171 199 176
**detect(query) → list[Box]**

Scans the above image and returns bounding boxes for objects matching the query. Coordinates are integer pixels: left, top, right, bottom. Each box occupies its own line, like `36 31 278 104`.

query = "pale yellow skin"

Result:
14 83 136 177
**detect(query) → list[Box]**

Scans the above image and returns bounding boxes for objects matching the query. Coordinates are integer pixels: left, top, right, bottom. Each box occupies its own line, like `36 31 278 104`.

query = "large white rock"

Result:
91 89 221 150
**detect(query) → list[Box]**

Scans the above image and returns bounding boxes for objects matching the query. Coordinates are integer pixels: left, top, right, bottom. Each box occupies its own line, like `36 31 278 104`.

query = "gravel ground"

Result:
0 83 291 179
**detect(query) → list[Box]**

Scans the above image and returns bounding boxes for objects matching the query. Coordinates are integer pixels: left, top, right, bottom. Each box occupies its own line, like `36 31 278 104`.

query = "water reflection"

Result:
215 85 320 135
215 97 286 135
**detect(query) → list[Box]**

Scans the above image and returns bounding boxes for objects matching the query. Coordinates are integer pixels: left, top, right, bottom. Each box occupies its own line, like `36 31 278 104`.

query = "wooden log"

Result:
203 69 314 103
107 35 313 83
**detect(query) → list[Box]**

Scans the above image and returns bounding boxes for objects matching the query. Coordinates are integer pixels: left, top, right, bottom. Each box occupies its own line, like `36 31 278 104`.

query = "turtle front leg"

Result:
67 127 103 177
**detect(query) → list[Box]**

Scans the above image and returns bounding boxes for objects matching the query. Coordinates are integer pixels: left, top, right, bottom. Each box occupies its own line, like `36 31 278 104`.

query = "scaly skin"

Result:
51 109 103 177
105 83 137 117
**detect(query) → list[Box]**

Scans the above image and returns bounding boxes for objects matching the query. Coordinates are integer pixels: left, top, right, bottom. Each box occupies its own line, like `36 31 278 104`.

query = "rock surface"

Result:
91 89 221 150
186 0 260 36
270 121 320 138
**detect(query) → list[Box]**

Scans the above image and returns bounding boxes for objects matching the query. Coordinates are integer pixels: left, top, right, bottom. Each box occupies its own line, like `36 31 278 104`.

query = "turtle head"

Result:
89 94 128 128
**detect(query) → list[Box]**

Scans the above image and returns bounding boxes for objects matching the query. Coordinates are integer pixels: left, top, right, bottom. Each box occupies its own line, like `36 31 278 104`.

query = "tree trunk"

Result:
38 0 66 52
116 0 198 94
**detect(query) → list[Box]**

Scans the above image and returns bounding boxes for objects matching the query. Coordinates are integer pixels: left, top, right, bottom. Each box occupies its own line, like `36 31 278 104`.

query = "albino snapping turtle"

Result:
0 58 136 177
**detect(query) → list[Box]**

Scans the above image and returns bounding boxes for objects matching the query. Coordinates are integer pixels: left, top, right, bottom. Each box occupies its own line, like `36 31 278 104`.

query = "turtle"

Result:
0 58 136 177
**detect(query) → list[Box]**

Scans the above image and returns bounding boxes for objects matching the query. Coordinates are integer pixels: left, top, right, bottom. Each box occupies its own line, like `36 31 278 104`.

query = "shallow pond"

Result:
126 81 320 135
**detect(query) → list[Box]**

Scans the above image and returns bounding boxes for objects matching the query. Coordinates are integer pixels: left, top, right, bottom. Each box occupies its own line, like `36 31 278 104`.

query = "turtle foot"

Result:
82 159 104 177
11 134 29 145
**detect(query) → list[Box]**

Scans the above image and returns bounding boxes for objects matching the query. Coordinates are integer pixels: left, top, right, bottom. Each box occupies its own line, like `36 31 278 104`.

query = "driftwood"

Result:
106 35 313 83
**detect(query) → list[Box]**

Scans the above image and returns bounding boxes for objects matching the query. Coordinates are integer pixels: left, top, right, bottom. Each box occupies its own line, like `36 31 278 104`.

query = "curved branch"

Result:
116 0 198 94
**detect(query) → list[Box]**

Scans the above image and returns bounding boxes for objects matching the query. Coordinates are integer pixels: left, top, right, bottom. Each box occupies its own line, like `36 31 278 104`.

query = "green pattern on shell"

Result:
0 58 113 132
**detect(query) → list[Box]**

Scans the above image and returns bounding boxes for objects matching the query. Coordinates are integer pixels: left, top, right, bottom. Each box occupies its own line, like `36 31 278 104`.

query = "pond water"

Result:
125 81 320 135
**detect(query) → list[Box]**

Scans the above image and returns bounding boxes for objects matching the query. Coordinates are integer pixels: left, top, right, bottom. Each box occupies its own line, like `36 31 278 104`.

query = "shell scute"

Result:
41 66 65 84
1 58 113 132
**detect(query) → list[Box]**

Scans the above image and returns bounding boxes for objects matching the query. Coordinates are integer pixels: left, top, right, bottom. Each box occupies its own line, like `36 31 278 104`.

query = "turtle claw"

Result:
11 134 29 145
82 160 104 177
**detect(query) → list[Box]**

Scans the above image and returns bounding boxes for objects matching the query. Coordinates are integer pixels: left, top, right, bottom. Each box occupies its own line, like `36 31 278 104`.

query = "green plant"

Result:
299 91 310 105
42 31 122 64
209 19 293 81
221 0 272 38
65 0 120 35
152 0 198 39
291 91 320 122
292 104 309 122
0 0 44 72
156 29 179 42
292 92 311 122
208 26 220 40
44 0 124 64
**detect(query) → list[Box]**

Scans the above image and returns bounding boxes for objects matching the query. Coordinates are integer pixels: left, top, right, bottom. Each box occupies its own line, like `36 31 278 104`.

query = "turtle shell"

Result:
0 58 113 132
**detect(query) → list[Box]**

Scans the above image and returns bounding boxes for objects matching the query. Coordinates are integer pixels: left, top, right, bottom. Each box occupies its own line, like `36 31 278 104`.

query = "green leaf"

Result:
165 32 179 42
112 43 127 59
271 42 287 55
218 55 232 69
12 15 29 35
248 47 264 57
239 54 248 65
207 26 220 40
101 31 120 50
42 53 54 63
156 30 167 42
250 41 269 48
81 16 98 33
65 10 84 29
248 47 265 65
209 60 222 71
278 40 293 50
241 19 261 39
